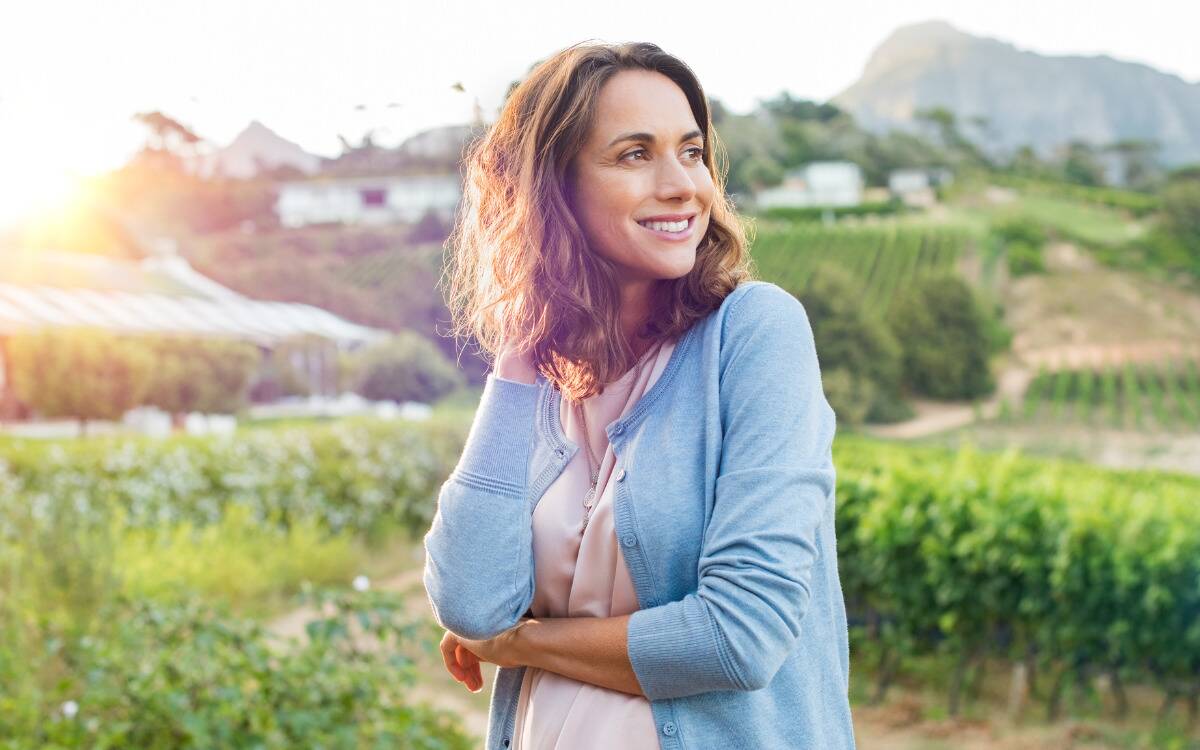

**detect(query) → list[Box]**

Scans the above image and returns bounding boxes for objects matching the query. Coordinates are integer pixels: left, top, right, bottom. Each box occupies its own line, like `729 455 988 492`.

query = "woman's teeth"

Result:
638 218 689 232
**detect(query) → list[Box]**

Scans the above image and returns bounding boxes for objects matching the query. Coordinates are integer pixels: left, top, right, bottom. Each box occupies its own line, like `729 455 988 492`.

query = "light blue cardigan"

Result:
423 280 856 749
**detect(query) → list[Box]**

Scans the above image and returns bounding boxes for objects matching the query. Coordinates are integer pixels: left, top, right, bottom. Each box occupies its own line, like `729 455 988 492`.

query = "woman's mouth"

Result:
635 215 695 241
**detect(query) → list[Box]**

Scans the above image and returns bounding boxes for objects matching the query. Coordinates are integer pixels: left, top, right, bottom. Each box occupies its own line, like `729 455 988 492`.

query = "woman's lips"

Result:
635 215 695 241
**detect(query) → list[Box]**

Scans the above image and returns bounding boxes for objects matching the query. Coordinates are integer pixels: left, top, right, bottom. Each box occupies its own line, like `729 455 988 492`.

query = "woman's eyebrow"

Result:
607 129 703 148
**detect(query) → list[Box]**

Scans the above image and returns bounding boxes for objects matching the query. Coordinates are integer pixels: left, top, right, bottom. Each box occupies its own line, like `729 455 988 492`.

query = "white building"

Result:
754 161 864 209
275 173 461 228
888 167 953 207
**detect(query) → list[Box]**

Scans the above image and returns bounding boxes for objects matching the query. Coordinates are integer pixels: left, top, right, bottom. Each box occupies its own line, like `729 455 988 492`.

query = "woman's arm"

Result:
509 615 644 696
422 343 542 641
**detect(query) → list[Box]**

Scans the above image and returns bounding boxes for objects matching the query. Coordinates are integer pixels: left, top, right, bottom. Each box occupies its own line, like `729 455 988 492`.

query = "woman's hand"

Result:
439 620 529 692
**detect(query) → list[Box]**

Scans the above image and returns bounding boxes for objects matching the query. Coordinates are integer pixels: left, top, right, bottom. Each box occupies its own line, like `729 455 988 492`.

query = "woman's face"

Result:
568 69 714 286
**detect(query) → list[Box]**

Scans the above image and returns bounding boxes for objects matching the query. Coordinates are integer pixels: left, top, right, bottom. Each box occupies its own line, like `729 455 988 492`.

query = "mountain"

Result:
833 20 1200 165
190 120 323 179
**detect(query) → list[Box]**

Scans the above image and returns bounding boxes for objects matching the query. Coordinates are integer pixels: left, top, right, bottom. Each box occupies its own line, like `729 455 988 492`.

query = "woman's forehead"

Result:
590 72 699 143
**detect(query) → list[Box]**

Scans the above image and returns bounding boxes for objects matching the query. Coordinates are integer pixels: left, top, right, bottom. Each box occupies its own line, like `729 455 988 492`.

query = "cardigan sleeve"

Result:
625 283 838 698
421 372 541 641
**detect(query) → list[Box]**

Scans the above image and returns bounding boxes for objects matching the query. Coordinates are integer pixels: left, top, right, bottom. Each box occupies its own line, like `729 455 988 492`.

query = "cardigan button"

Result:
662 721 676 736
615 467 626 482
621 534 637 548
613 423 625 435
554 448 565 458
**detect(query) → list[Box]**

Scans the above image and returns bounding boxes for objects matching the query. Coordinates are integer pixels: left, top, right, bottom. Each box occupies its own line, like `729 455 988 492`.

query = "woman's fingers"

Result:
440 631 465 682
456 644 483 691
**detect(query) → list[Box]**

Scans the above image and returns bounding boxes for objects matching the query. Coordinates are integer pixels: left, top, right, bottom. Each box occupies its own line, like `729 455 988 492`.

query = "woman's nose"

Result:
655 157 697 201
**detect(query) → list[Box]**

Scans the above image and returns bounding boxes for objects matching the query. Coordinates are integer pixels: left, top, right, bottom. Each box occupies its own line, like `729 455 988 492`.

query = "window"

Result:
360 188 387 207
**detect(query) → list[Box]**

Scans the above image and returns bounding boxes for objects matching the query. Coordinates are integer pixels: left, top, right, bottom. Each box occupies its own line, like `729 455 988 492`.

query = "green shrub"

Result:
832 436 1200 717
6 328 156 430
9 590 473 749
802 264 908 425
138 334 261 415
887 275 996 399
1005 240 1045 276
341 332 465 405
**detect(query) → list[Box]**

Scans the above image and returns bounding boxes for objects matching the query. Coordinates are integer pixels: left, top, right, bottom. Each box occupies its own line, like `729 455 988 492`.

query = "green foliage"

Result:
801 264 909 425
6 590 473 749
1006 359 1200 432
750 223 968 320
991 215 1048 248
341 332 465 405
1005 240 1046 275
833 435 1200 718
887 275 996 399
6 329 264 422
1159 179 1200 252
0 417 474 745
990 215 1048 276
759 200 905 223
989 174 1160 217
6 328 155 428
138 334 262 414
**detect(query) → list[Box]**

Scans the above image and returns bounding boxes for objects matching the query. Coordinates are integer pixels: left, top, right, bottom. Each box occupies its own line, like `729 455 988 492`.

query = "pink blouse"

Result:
512 335 678 749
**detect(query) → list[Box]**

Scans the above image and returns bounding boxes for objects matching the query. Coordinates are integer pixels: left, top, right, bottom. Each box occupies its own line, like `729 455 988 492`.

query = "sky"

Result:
2 0 1199 227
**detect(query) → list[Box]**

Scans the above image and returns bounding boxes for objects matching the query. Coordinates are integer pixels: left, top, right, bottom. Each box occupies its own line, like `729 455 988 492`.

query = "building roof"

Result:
0 250 386 346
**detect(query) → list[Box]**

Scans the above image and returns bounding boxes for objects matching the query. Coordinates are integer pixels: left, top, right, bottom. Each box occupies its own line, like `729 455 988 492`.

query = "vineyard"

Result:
1000 358 1200 432
4 412 1200 743
749 222 971 317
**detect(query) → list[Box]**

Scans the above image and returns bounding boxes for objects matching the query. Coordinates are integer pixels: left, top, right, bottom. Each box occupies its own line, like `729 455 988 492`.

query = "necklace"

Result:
574 341 660 532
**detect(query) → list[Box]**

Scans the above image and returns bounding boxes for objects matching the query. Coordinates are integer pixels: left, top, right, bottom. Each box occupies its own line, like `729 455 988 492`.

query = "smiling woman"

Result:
426 40 855 750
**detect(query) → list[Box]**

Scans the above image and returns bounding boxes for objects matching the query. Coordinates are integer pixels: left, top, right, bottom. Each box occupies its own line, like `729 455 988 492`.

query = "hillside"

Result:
834 20 1200 165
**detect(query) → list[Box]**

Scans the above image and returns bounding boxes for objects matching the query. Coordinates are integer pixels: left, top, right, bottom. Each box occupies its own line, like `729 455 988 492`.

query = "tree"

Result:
341 332 465 405
139 335 261 424
800 265 910 424
1059 140 1106 187
6 328 155 434
131 111 205 172
887 275 996 400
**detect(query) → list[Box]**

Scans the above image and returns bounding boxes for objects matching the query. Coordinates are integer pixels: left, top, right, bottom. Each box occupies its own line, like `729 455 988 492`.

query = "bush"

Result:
1005 240 1045 276
9 590 473 749
801 264 909 425
992 215 1048 248
341 332 465 405
887 275 996 399
833 436 1200 719
6 328 156 431
138 334 262 415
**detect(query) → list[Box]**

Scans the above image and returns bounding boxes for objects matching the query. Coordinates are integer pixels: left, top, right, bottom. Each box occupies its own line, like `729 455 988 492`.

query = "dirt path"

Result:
863 364 1034 440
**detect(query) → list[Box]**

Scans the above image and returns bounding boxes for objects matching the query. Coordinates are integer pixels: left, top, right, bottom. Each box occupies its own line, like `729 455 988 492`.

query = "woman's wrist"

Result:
507 617 540 667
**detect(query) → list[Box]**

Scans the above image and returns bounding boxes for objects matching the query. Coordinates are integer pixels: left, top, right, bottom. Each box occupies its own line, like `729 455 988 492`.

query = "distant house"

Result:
754 161 864 209
887 167 953 207
275 173 461 228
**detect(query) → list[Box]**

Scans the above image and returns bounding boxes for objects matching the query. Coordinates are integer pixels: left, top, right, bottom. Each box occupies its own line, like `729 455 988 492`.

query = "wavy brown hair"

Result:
441 40 756 401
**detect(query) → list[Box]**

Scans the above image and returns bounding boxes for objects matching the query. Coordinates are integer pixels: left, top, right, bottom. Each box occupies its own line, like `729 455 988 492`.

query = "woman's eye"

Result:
622 146 705 162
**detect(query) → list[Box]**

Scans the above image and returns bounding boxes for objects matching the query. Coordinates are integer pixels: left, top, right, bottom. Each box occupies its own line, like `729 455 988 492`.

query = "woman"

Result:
423 41 855 749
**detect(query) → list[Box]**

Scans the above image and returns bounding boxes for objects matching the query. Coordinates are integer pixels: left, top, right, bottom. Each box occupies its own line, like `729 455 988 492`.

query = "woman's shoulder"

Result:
719 280 809 331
